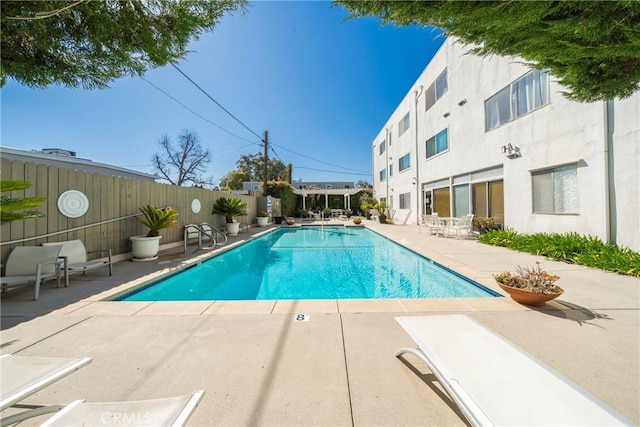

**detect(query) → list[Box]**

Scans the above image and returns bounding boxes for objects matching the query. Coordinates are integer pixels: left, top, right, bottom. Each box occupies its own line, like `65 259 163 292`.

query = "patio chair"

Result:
395 315 631 426
41 390 205 427
0 354 92 426
446 214 474 239
422 213 445 236
1 245 63 300
42 239 112 288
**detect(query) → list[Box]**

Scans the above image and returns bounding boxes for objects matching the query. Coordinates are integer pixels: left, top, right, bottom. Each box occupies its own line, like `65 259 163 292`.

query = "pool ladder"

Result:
183 223 228 253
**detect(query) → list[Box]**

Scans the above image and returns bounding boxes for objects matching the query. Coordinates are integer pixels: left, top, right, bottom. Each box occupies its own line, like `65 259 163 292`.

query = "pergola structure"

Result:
293 188 362 212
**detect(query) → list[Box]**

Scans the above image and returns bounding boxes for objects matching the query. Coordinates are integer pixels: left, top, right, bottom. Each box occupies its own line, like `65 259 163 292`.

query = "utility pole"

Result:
263 130 269 194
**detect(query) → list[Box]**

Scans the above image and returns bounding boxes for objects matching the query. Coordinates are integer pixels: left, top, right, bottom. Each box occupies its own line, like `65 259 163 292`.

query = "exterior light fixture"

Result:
457 99 467 106
443 111 451 118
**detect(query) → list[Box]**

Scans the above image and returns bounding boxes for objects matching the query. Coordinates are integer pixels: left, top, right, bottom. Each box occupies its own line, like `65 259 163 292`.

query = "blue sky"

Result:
1 1 444 186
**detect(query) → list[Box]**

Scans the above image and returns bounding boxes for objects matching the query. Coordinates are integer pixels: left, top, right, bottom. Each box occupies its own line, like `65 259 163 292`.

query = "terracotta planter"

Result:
497 282 564 306
352 218 362 224
286 219 295 225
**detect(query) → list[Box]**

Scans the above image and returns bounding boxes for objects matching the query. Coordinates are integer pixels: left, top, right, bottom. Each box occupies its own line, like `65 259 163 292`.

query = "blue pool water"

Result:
119 226 499 301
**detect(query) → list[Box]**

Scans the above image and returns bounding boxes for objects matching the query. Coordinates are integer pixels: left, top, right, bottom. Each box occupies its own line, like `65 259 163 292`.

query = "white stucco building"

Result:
372 38 639 251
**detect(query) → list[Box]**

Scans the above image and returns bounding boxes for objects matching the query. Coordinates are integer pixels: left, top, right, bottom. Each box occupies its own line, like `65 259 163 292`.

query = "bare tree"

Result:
152 130 211 186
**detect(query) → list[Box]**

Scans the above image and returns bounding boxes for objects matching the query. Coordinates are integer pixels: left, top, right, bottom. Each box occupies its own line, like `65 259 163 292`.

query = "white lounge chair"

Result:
395 314 631 426
0 354 92 426
41 390 205 427
1 246 63 300
42 239 112 288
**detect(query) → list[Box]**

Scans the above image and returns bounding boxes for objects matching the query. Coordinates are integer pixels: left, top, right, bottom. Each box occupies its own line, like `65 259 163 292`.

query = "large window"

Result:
432 187 450 217
398 112 410 136
485 69 550 131
532 165 578 214
399 153 411 171
389 163 394 177
379 139 386 155
399 192 411 209
379 168 387 182
425 69 448 111
472 180 504 225
453 185 470 217
426 128 449 159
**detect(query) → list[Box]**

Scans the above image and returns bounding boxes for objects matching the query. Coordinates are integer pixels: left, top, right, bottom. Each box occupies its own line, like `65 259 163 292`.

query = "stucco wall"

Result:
372 37 640 251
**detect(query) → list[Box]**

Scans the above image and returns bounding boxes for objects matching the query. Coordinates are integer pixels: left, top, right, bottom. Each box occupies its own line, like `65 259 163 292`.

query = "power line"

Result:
270 141 370 174
169 64 370 177
171 63 264 142
272 143 370 177
270 146 285 164
141 77 261 146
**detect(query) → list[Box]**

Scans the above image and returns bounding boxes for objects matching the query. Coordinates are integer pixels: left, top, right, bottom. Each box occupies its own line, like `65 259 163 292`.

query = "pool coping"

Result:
43 223 569 317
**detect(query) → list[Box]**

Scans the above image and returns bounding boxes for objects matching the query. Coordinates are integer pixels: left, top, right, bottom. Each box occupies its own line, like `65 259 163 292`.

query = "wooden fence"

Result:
0 158 267 264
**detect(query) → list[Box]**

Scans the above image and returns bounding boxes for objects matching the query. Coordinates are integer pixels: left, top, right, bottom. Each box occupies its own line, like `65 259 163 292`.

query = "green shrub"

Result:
478 229 640 277
266 180 296 216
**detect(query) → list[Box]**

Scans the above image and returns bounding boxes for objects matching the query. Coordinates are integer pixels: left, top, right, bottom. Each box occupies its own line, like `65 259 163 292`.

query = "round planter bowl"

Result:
130 235 162 261
257 217 268 227
497 282 564 306
225 222 240 236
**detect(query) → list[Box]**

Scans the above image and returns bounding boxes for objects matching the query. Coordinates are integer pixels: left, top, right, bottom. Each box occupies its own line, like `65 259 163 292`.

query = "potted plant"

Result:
130 205 179 261
286 217 295 225
212 197 248 236
494 262 564 306
352 216 362 225
359 194 375 220
473 216 499 234
257 210 269 227
375 201 388 224
322 207 331 219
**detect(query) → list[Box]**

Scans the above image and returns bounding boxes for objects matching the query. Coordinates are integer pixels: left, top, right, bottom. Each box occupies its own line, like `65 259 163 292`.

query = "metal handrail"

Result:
200 223 228 246
0 213 141 246
183 223 227 253
1 206 174 246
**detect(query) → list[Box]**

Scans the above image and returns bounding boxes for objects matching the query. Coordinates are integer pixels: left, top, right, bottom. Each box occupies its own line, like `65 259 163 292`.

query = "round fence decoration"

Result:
57 190 89 218
191 198 201 214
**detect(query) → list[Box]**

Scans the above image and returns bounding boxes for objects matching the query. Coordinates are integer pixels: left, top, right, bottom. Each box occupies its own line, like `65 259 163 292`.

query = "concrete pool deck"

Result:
1 221 639 425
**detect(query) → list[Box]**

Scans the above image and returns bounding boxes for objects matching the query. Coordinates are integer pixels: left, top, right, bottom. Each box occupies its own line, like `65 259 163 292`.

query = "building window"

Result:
426 128 449 159
398 112 410 136
532 165 578 214
399 192 411 209
435 69 448 99
433 187 450 217
399 153 411 172
389 163 394 177
379 139 386 155
380 168 387 182
453 184 470 217
425 68 448 111
485 69 550 131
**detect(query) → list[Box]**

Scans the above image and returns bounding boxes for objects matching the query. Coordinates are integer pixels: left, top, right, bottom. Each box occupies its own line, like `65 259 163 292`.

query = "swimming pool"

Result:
118 226 499 301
